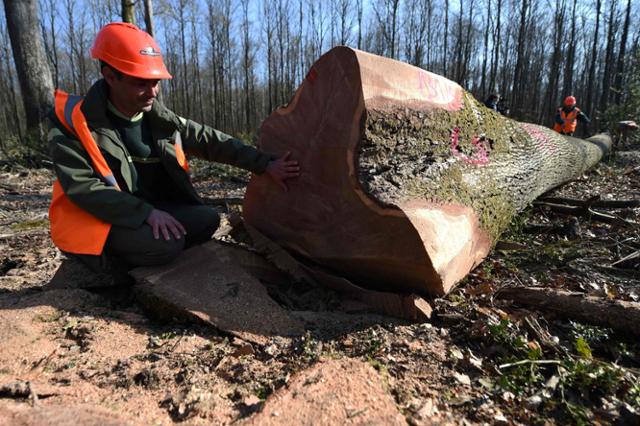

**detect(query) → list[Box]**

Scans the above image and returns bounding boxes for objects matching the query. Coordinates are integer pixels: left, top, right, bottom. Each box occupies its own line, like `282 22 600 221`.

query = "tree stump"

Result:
243 47 612 296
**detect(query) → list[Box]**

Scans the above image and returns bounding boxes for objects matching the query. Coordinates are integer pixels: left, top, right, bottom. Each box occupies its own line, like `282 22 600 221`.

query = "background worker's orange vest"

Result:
553 107 580 134
49 89 119 255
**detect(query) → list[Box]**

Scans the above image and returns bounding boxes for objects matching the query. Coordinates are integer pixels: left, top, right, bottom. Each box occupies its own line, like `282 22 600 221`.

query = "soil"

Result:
0 147 639 425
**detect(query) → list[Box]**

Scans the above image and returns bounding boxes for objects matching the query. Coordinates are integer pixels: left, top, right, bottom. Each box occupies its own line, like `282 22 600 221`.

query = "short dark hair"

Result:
99 60 123 79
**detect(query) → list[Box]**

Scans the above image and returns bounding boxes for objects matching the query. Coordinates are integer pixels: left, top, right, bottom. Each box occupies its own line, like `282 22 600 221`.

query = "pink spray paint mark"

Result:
450 127 490 165
416 70 462 111
521 123 557 153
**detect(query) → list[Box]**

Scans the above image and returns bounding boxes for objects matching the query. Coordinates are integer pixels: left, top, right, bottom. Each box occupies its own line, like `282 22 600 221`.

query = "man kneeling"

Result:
48 23 298 281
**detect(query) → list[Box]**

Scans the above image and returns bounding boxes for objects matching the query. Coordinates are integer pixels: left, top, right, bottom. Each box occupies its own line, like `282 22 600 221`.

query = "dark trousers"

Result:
73 204 219 272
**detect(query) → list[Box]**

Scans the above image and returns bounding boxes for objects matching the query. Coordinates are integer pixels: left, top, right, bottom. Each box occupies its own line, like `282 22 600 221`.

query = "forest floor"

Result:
0 148 639 425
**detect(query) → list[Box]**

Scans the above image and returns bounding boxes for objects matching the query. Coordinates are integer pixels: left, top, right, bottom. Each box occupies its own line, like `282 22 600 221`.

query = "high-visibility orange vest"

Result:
49 89 190 255
553 107 580 134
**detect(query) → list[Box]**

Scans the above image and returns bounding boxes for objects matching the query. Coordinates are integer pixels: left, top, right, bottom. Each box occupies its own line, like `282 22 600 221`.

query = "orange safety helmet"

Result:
563 96 576 107
91 22 172 79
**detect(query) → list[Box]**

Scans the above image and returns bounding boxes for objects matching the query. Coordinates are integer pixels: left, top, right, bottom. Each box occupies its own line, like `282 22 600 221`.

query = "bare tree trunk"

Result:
64 0 77 93
178 0 190 116
584 0 600 120
373 0 400 59
143 0 155 37
488 0 501 91
76 8 89 93
561 0 577 97
443 0 449 77
460 0 475 86
298 0 304 84
207 0 224 126
275 0 285 106
39 0 59 88
264 0 274 113
190 14 204 124
356 0 363 49
542 0 565 124
613 0 631 105
511 0 529 117
221 0 232 132
600 0 618 114
425 0 433 68
389 0 399 59
453 0 464 82
0 30 24 142
480 0 491 96
241 0 252 130
3 0 54 141
121 0 136 24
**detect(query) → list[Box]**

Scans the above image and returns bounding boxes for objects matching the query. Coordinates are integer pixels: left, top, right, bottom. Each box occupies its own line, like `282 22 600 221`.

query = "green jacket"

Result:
49 79 272 229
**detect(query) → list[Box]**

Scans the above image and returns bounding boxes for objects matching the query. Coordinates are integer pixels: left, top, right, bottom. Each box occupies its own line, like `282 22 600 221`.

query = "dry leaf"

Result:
453 372 471 386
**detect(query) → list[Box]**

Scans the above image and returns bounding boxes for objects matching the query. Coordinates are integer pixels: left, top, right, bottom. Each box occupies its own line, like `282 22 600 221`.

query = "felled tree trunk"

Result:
243 47 611 297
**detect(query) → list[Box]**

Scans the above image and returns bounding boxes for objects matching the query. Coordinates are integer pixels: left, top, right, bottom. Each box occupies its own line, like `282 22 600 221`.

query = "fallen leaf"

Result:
604 283 618 299
243 395 262 406
417 398 436 419
465 349 483 370
502 391 515 402
449 347 464 360
453 372 471 386
527 340 542 352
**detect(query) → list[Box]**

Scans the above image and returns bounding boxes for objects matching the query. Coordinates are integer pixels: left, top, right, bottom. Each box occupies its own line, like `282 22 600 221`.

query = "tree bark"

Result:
243 47 612 297
443 0 449 77
496 287 640 338
542 0 565 124
488 0 501 92
511 0 528 117
121 0 136 25
241 0 252 130
143 0 156 38
480 0 491 96
3 0 54 141
584 0 600 120
600 0 618 113
613 0 631 105
561 0 577 97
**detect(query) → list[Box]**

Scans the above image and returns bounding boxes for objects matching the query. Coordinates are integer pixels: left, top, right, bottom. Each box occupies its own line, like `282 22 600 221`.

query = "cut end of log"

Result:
399 201 492 293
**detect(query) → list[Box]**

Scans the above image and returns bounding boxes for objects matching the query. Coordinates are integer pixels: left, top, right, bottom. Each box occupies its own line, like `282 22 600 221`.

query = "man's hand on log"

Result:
265 152 300 191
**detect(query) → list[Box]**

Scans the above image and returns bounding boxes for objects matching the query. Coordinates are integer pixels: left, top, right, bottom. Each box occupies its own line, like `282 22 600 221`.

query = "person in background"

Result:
553 96 590 136
484 93 501 111
496 98 510 116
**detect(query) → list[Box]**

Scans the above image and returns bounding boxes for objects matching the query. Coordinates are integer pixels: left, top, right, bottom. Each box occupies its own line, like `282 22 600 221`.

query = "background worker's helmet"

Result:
563 96 576 107
91 22 172 79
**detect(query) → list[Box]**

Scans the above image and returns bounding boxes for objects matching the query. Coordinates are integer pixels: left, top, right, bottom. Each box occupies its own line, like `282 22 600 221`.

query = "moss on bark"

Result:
357 92 608 242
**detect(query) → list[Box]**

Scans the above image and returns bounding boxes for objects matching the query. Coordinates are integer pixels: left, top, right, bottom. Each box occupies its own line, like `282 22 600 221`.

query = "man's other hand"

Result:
146 209 187 240
265 151 300 191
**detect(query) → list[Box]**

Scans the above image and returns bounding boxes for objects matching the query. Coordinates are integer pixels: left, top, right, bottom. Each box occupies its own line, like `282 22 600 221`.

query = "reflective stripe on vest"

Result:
173 131 190 172
49 89 117 255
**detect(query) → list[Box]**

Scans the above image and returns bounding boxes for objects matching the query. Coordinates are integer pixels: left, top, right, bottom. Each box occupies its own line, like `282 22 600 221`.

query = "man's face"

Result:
103 66 160 116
